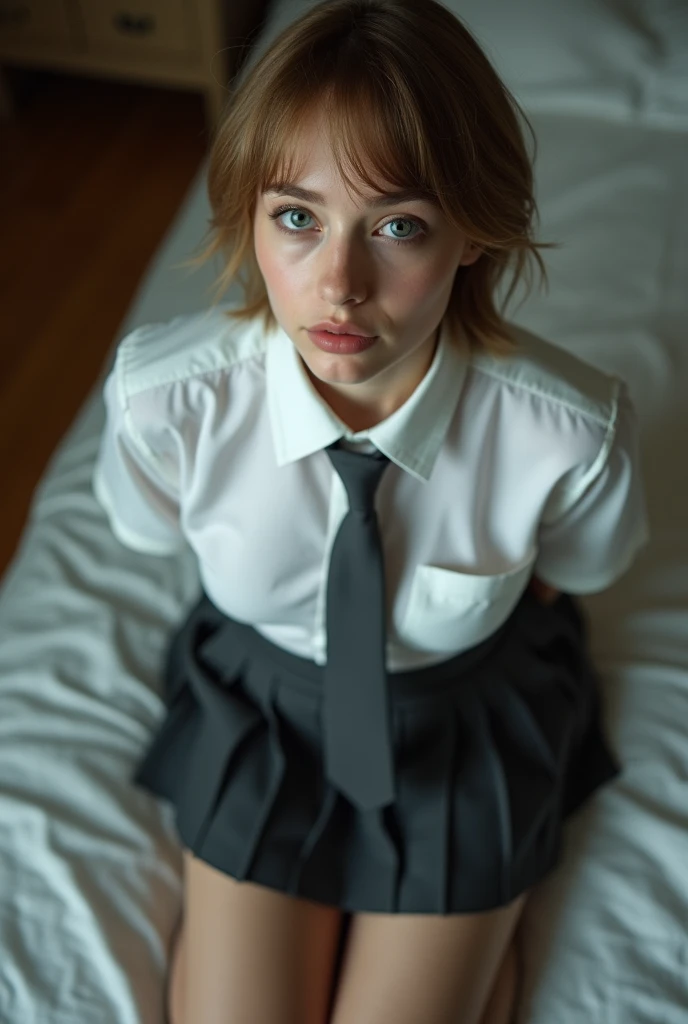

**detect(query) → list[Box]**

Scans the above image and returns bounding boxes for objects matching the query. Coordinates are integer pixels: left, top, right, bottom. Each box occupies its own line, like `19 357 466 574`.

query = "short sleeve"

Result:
93 355 185 556
533 380 650 594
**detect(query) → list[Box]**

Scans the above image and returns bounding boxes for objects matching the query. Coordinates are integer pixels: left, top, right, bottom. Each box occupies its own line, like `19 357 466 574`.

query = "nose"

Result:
318 232 373 300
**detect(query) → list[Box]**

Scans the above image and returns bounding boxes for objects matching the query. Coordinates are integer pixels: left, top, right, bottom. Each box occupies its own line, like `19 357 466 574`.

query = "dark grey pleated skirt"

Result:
132 586 621 915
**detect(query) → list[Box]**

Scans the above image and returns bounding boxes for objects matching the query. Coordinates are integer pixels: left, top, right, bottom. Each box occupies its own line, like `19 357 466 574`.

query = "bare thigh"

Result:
329 892 529 1024
168 848 345 1024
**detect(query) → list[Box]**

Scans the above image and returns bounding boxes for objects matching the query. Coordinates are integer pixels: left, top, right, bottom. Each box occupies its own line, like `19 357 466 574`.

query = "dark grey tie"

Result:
322 440 395 812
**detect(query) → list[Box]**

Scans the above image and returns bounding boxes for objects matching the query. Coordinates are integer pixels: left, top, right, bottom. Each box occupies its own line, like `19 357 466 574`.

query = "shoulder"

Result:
114 306 267 400
468 322 622 427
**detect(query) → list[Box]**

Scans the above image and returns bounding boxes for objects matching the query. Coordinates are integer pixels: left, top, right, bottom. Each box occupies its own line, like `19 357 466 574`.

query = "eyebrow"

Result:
262 182 440 209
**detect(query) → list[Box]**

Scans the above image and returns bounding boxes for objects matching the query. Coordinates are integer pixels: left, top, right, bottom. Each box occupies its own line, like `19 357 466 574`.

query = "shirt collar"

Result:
266 318 468 483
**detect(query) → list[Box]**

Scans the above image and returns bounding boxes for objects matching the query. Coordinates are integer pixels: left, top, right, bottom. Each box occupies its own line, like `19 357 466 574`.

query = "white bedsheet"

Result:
1 1 687 1020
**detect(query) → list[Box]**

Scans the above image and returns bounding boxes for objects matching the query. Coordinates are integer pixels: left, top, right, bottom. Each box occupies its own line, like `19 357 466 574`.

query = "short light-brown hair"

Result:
181 0 560 357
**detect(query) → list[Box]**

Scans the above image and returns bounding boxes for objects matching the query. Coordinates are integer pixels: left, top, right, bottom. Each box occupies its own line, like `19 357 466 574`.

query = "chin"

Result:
304 351 374 384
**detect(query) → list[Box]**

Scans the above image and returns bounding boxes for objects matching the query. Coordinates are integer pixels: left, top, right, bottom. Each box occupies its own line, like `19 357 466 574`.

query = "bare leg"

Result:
478 939 519 1024
329 891 528 1024
167 848 345 1024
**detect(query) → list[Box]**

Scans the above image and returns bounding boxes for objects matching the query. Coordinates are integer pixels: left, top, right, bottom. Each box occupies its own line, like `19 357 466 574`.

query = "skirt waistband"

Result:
192 586 567 703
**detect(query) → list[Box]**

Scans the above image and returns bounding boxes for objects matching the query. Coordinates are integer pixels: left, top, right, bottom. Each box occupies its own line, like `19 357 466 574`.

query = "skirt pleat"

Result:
132 587 622 915
391 692 460 913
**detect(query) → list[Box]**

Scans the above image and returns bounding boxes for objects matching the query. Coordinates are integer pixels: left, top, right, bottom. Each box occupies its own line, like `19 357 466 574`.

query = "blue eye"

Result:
267 205 425 247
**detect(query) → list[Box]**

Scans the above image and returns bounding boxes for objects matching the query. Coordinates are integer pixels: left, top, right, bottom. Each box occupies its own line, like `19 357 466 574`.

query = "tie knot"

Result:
325 442 391 514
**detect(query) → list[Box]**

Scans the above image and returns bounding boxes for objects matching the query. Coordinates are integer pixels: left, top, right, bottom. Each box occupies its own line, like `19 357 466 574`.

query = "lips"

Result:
307 329 379 354
309 321 375 337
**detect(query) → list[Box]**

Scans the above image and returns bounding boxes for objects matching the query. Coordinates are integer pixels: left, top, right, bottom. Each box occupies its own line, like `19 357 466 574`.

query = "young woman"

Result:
93 1 649 1021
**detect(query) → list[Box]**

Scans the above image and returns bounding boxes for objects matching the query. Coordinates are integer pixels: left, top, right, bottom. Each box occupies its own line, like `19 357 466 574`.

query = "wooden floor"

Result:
0 67 209 579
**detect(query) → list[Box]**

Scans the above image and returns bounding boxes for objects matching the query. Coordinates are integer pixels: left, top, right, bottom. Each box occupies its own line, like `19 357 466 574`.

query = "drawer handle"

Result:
113 11 156 37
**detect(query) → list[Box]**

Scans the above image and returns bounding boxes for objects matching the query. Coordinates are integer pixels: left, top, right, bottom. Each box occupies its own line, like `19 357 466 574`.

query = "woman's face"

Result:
253 110 481 430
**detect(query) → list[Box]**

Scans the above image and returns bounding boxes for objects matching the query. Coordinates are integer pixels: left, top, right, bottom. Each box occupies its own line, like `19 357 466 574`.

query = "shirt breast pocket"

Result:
400 556 535 653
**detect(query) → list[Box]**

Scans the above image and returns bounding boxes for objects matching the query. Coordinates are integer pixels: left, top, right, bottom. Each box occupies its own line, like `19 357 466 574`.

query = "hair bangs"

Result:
260 71 434 214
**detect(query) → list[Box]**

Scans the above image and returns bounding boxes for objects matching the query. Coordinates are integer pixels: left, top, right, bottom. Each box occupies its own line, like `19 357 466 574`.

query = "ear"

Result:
459 243 483 267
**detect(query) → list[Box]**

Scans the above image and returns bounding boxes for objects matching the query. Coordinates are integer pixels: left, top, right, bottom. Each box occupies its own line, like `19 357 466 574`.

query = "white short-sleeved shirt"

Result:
93 307 650 672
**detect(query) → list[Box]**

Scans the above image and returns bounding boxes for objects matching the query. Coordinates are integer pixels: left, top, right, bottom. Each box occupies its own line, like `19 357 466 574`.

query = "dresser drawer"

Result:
0 0 73 45
77 0 198 58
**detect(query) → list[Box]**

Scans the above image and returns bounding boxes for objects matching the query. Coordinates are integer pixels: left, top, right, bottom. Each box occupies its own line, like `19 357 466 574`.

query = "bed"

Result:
1 1 686 1020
